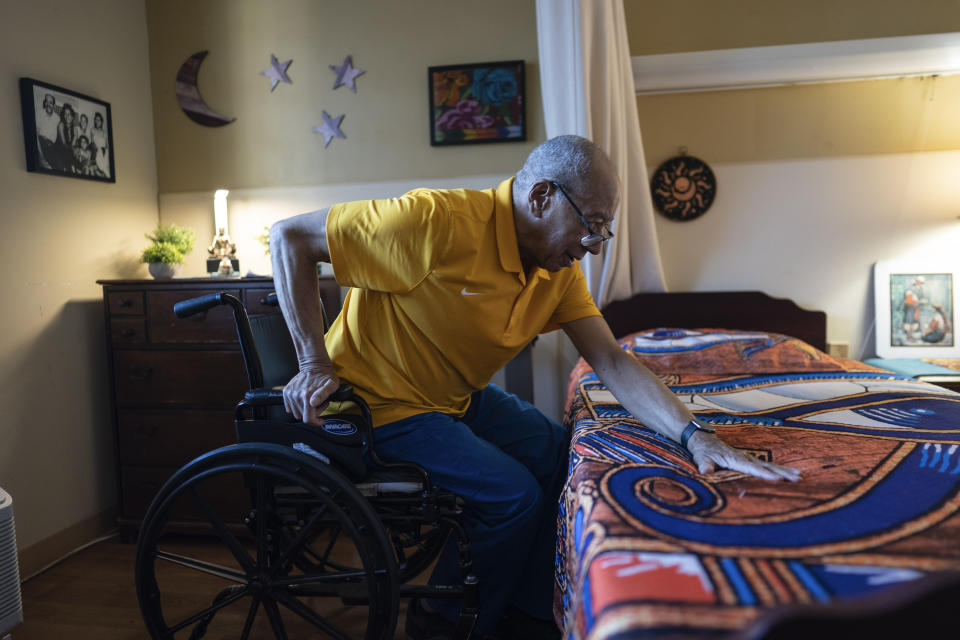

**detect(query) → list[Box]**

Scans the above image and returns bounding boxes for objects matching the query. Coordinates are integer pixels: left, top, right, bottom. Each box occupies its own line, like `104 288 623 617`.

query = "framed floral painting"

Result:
428 60 525 146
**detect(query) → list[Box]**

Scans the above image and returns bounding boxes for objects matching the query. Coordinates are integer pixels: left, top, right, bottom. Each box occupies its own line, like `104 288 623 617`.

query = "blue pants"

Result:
372 384 569 634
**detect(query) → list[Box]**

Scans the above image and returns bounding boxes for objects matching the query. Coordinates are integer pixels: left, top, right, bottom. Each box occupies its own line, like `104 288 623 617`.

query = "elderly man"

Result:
270 135 799 639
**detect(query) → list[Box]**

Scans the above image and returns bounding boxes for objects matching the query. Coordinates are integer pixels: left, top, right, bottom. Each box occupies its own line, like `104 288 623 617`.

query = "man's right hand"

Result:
282 362 341 426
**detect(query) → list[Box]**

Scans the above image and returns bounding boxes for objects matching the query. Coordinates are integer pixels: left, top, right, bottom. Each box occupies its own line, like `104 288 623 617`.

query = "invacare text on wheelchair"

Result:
134 291 479 639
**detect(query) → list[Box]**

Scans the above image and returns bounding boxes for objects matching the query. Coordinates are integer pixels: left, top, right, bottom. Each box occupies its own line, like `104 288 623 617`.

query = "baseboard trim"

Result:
18 508 118 580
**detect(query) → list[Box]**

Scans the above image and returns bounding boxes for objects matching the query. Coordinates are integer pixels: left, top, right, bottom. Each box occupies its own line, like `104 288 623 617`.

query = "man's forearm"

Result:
269 210 333 369
563 316 800 481
594 351 693 445
562 316 693 445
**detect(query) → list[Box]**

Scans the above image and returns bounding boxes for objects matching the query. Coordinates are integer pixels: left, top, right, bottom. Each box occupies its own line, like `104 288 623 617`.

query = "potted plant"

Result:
141 223 196 279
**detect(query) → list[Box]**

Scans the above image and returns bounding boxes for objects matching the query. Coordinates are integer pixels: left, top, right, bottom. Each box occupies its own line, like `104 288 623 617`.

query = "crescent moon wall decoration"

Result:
175 51 236 127
651 154 717 221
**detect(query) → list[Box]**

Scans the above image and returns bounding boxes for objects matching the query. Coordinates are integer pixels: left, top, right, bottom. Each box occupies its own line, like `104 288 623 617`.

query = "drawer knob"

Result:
117 298 133 308
128 366 155 381
135 424 159 437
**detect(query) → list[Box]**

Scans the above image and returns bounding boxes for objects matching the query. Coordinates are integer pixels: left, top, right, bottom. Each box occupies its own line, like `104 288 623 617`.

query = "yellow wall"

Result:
146 0 544 193
623 0 960 54
0 0 159 561
624 0 960 164
637 76 960 166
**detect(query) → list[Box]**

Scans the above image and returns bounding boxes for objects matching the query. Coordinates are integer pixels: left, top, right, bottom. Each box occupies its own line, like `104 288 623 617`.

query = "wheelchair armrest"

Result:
242 384 356 406
330 384 355 402
237 383 436 492
244 388 285 405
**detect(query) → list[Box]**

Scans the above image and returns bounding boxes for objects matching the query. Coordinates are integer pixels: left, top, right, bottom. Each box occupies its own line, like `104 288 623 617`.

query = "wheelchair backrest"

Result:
248 313 300 390
239 298 372 480
245 293 330 390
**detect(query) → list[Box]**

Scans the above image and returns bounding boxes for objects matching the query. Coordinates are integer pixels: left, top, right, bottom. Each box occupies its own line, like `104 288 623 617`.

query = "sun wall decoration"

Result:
650 154 717 221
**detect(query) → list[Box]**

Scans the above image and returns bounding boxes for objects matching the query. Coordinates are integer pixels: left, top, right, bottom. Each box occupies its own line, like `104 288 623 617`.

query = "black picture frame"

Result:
428 60 526 146
19 77 115 183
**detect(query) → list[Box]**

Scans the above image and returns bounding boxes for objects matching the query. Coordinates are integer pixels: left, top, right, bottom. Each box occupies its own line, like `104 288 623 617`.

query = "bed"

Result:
554 291 960 639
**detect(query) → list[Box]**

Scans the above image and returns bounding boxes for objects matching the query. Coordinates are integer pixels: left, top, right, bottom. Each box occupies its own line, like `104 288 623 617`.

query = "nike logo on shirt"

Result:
460 288 483 296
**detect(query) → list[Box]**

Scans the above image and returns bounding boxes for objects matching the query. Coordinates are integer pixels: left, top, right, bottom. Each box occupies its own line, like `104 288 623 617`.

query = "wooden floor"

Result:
15 536 412 639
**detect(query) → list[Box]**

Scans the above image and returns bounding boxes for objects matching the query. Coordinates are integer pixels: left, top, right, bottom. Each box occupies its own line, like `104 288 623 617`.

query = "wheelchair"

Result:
134 292 479 639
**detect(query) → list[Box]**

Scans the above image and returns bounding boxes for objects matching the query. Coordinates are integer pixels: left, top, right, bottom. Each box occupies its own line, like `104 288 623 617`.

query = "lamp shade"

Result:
214 189 229 233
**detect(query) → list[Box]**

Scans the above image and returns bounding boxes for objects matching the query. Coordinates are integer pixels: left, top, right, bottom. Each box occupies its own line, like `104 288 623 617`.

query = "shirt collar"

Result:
495 177 551 283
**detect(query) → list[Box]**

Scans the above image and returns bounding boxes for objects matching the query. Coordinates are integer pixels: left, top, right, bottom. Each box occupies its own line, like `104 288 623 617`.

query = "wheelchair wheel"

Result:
135 443 399 640
389 519 451 583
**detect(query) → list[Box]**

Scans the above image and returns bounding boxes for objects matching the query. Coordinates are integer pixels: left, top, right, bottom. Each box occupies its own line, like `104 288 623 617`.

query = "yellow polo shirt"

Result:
325 177 600 425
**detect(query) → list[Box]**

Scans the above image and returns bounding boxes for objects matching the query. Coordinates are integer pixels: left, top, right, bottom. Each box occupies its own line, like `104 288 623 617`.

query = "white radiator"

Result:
0 488 22 635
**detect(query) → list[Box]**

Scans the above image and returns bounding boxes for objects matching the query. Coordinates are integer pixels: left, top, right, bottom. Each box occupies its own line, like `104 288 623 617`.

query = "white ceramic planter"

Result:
148 263 178 279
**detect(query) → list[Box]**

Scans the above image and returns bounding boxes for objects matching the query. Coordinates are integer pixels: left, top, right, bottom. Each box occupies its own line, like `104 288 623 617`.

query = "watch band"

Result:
680 419 713 448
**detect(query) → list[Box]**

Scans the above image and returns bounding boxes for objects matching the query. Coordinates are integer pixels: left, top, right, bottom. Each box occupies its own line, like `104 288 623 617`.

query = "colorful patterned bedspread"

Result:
555 328 960 639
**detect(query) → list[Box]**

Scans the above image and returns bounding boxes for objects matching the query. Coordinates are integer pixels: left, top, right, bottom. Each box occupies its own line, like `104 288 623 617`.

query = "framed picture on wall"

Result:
874 260 960 358
428 60 525 146
19 77 115 183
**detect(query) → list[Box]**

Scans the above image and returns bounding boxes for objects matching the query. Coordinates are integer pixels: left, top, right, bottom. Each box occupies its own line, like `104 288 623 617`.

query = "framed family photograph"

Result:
874 260 960 358
428 60 525 146
19 77 115 183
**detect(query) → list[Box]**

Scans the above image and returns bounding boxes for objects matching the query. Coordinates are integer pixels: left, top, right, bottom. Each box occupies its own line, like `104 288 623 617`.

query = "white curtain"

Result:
536 0 667 307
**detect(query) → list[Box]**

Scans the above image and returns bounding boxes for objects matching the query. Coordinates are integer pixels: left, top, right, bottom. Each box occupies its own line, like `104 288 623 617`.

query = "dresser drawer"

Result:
121 466 248 523
243 288 282 316
117 409 236 466
99 277 331 536
110 317 146 345
243 282 342 322
147 289 240 343
114 350 248 407
108 291 144 315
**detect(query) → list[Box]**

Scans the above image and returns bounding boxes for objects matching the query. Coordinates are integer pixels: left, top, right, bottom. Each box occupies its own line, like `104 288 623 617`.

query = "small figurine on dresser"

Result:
207 227 238 276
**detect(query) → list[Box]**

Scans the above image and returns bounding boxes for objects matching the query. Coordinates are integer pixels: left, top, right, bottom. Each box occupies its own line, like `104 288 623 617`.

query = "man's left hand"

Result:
687 430 801 482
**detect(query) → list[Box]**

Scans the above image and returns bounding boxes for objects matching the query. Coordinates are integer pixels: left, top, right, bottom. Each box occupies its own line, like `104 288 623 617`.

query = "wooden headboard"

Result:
601 291 827 352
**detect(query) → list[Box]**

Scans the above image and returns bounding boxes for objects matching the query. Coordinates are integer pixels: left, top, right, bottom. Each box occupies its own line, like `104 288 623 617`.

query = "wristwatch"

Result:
680 418 716 449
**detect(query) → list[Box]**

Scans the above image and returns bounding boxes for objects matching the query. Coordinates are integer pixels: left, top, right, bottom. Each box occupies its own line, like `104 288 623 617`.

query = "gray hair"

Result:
515 135 608 200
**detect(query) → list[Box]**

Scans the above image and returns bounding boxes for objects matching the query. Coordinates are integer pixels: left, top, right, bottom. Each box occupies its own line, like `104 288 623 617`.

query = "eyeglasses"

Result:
550 181 614 247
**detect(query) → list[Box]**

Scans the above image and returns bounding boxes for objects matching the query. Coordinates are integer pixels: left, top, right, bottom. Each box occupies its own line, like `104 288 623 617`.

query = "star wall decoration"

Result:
260 54 292 91
330 55 365 92
312 111 346 147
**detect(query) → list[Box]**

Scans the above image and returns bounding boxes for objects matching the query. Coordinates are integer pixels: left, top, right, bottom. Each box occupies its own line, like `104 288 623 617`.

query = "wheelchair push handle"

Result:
174 293 227 318
174 293 263 389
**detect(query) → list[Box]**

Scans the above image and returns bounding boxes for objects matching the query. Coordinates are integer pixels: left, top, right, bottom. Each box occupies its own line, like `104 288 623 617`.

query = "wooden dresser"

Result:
97 276 341 538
